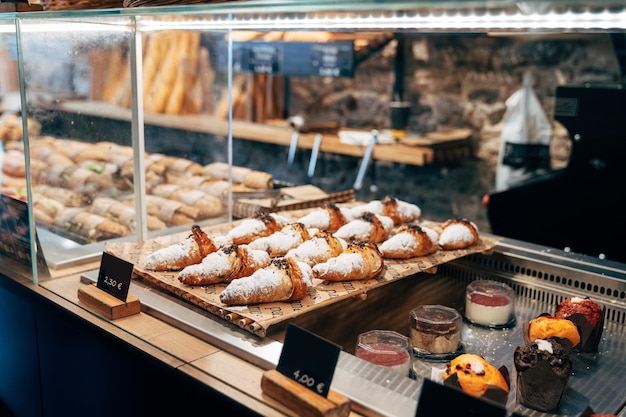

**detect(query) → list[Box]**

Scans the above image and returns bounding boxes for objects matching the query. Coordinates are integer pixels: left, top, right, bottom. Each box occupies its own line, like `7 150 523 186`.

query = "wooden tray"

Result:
105 216 499 338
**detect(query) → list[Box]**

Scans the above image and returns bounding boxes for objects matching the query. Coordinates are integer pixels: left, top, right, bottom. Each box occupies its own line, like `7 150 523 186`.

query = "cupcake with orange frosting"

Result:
526 314 580 350
442 353 510 404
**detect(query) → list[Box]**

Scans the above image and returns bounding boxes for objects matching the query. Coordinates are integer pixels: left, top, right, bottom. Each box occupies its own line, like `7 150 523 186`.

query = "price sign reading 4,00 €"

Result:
97 252 134 302
276 324 341 398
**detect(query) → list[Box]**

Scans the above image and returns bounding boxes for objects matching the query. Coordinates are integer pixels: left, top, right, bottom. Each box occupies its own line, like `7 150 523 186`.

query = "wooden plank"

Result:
77 283 140 320
261 369 351 417
54 100 469 167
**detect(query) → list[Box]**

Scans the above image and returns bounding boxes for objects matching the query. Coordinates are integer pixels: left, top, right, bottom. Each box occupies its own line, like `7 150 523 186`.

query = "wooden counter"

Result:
52 100 473 166
33 273 370 417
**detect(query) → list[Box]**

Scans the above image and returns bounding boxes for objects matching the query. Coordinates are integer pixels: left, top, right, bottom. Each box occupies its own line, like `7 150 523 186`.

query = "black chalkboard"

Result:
276 323 341 398
97 252 134 302
415 378 507 417
0 194 49 277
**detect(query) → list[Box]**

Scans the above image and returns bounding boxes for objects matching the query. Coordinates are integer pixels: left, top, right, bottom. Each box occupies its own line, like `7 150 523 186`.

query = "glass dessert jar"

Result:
355 330 412 377
465 280 516 328
409 304 463 360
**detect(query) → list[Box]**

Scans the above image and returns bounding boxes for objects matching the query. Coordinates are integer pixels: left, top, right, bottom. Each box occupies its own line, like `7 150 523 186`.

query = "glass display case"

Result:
2 0 624 285
1 3 626 417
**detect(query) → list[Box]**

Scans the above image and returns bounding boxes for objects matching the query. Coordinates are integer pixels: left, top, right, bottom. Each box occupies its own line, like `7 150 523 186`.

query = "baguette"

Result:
312 241 384 282
242 170 273 190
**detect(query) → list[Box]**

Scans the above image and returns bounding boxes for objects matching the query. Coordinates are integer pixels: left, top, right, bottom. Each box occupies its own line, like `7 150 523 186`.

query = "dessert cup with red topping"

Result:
464 280 516 329
355 330 413 377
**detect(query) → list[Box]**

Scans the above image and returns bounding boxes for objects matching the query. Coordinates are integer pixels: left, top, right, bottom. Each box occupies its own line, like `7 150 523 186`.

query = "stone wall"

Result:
278 33 622 232
34 32 624 235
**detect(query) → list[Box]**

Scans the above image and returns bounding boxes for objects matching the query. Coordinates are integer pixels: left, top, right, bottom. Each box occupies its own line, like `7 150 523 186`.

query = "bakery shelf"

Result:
46 100 472 166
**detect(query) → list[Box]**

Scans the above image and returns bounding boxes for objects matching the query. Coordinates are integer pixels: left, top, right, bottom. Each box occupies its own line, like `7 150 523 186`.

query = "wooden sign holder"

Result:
261 369 351 417
77 283 141 320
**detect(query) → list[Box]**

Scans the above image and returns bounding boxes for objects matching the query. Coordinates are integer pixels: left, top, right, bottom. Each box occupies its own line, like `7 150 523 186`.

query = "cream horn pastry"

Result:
379 224 439 259
248 222 311 257
227 211 289 245
219 257 313 305
312 241 384 282
350 195 421 225
333 211 393 243
438 218 479 250
296 203 353 232
285 230 347 267
143 225 220 271
178 244 270 286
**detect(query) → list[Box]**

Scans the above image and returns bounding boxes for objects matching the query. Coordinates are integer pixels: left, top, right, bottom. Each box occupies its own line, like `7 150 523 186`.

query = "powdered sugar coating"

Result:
219 261 313 302
349 199 421 223
178 248 233 279
143 237 194 270
349 201 384 218
438 222 478 247
285 235 347 266
333 214 394 241
380 225 438 254
178 245 270 282
423 227 439 244
380 232 417 253
313 252 364 281
227 213 289 242
248 224 308 256
298 209 331 229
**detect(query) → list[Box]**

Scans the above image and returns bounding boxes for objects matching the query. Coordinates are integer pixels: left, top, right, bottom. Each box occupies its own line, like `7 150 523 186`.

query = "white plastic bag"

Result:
495 71 552 190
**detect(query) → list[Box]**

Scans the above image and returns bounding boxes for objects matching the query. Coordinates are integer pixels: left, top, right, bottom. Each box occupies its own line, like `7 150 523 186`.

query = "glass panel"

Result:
0 19 37 283
18 17 136 274
139 27 232 235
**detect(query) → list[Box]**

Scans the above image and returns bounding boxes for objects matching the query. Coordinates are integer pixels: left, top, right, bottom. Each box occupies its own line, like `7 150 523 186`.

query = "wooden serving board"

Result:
105 215 498 338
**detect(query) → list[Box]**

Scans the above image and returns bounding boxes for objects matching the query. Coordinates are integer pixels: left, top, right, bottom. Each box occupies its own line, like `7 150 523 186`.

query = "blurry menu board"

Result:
0 194 48 274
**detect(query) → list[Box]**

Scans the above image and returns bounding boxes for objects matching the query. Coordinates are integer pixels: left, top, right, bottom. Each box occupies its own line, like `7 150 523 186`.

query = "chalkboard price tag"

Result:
276 324 341 398
310 43 354 77
415 378 507 417
248 44 281 74
97 252 134 302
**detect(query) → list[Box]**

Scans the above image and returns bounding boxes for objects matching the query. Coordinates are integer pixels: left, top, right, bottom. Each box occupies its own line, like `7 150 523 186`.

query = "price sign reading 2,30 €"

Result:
97 252 134 302
276 323 341 398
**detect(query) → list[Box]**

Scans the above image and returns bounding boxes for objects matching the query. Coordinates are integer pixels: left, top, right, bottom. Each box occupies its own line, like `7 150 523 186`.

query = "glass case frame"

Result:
0 0 624 284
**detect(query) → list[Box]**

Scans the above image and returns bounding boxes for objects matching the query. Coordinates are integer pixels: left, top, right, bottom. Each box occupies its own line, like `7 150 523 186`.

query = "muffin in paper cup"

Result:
555 296 605 353
514 338 573 412
441 353 510 405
